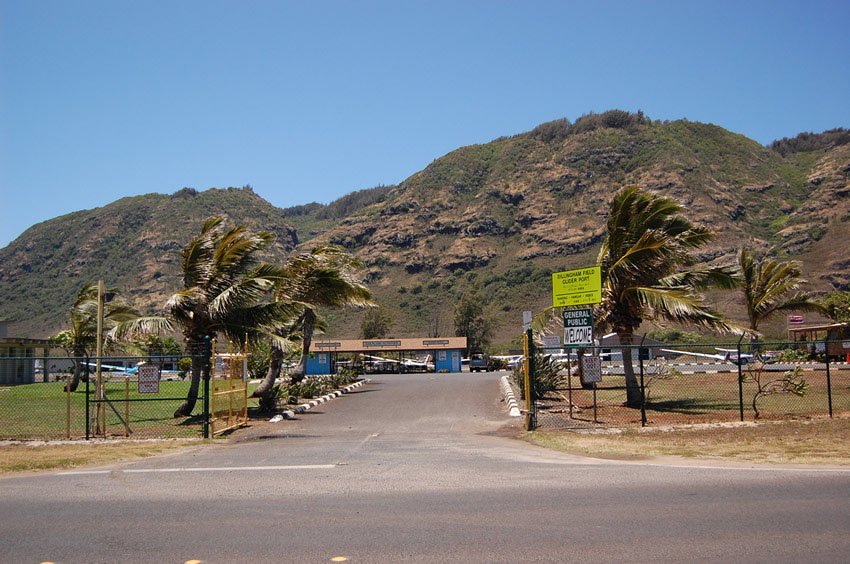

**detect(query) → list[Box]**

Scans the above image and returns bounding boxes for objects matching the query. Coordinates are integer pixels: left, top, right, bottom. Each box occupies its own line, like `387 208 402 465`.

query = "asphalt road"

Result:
2 371 850 563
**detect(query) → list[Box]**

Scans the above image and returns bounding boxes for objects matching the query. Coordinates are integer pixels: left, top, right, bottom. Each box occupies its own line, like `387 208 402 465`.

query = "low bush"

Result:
258 384 286 414
511 353 565 400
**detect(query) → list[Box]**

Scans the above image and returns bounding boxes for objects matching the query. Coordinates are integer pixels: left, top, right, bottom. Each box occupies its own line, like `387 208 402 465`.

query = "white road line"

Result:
57 464 337 476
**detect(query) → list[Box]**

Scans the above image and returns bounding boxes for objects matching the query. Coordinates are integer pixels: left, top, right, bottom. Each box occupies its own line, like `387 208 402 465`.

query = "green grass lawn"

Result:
0 374 366 440
0 380 261 439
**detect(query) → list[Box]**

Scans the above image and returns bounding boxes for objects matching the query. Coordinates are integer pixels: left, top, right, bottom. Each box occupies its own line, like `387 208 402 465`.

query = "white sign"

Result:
522 310 532 331
581 355 602 383
138 363 160 394
565 326 594 345
541 335 560 347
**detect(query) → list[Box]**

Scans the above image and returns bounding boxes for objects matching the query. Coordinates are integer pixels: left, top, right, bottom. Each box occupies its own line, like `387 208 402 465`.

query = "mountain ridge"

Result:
1 113 848 342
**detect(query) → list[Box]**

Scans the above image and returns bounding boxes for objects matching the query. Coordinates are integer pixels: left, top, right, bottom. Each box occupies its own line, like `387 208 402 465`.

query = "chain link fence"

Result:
518 339 850 429
0 351 212 440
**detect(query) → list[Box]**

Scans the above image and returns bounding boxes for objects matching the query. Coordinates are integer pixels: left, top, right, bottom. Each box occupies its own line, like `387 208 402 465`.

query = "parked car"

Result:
468 353 496 372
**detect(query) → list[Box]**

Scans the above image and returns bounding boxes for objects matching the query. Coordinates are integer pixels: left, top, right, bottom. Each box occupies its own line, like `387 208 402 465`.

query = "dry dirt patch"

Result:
529 417 850 465
0 440 202 474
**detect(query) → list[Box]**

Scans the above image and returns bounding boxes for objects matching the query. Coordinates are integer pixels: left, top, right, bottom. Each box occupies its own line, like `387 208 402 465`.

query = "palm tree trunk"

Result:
174 356 202 417
619 330 643 408
65 359 82 392
251 344 284 398
175 335 205 417
65 347 88 392
290 308 316 385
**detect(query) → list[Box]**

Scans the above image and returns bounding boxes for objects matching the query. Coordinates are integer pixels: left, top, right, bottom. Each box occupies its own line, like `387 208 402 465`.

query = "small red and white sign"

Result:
138 363 160 394
788 315 805 325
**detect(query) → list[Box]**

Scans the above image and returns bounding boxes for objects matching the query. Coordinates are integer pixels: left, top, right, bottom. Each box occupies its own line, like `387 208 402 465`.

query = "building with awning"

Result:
309 337 467 374
788 322 850 361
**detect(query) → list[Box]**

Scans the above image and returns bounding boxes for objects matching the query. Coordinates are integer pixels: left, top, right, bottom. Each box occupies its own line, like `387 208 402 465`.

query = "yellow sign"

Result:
552 266 602 307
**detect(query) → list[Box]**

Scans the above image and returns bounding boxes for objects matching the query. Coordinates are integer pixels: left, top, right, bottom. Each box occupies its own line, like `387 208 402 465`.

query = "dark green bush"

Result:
511 353 565 400
258 384 286 413
769 128 850 156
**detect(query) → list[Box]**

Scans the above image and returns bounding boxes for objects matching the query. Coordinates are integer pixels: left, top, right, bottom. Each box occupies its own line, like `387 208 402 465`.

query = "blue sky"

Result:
1 0 848 247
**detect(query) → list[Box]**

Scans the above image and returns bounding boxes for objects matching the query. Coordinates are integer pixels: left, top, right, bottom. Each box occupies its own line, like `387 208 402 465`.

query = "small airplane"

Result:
85 362 141 374
402 354 434 371
361 354 435 372
660 348 777 366
493 355 524 369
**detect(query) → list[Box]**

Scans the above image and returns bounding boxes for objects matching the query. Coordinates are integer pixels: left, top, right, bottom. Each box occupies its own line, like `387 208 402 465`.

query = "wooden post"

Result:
124 376 130 437
66 376 72 439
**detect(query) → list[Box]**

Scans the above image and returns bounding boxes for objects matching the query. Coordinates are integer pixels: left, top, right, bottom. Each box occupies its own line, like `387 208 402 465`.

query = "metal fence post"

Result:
825 338 833 418
203 336 212 439
639 335 647 427
737 335 745 422
66 377 72 440
85 355 91 440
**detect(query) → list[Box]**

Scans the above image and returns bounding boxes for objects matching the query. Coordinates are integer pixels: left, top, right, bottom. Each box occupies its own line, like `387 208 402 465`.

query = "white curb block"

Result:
271 379 371 421
500 375 522 417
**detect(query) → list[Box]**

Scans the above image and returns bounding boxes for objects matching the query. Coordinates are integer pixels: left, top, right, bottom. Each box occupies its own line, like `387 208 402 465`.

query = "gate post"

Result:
202 336 212 439
524 328 536 431
85 355 91 440
825 337 833 418
639 335 647 427
737 335 745 422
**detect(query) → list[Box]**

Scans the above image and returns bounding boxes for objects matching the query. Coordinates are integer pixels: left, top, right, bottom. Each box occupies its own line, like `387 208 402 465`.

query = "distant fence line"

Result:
517 339 850 430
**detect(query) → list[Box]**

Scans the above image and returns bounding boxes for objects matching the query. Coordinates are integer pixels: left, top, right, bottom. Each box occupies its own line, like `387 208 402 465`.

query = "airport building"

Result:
308 337 468 375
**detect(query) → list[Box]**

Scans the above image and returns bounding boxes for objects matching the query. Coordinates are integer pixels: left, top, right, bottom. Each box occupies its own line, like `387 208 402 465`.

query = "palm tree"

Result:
596 186 739 407
251 246 372 397
738 247 824 336
167 217 293 417
54 282 169 392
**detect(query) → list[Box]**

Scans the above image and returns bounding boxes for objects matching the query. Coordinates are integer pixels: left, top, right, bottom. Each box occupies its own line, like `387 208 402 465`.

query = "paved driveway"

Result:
2 371 849 562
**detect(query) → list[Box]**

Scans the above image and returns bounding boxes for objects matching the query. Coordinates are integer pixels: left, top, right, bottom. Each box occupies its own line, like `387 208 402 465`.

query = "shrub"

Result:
769 128 850 156
643 358 682 402
744 364 808 419
511 353 565 400
572 110 650 135
177 357 192 380
289 378 323 400
530 118 572 143
258 384 286 414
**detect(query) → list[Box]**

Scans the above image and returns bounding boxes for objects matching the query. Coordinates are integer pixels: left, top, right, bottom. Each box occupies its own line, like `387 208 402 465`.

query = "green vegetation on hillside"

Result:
2 113 846 346
769 128 850 156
